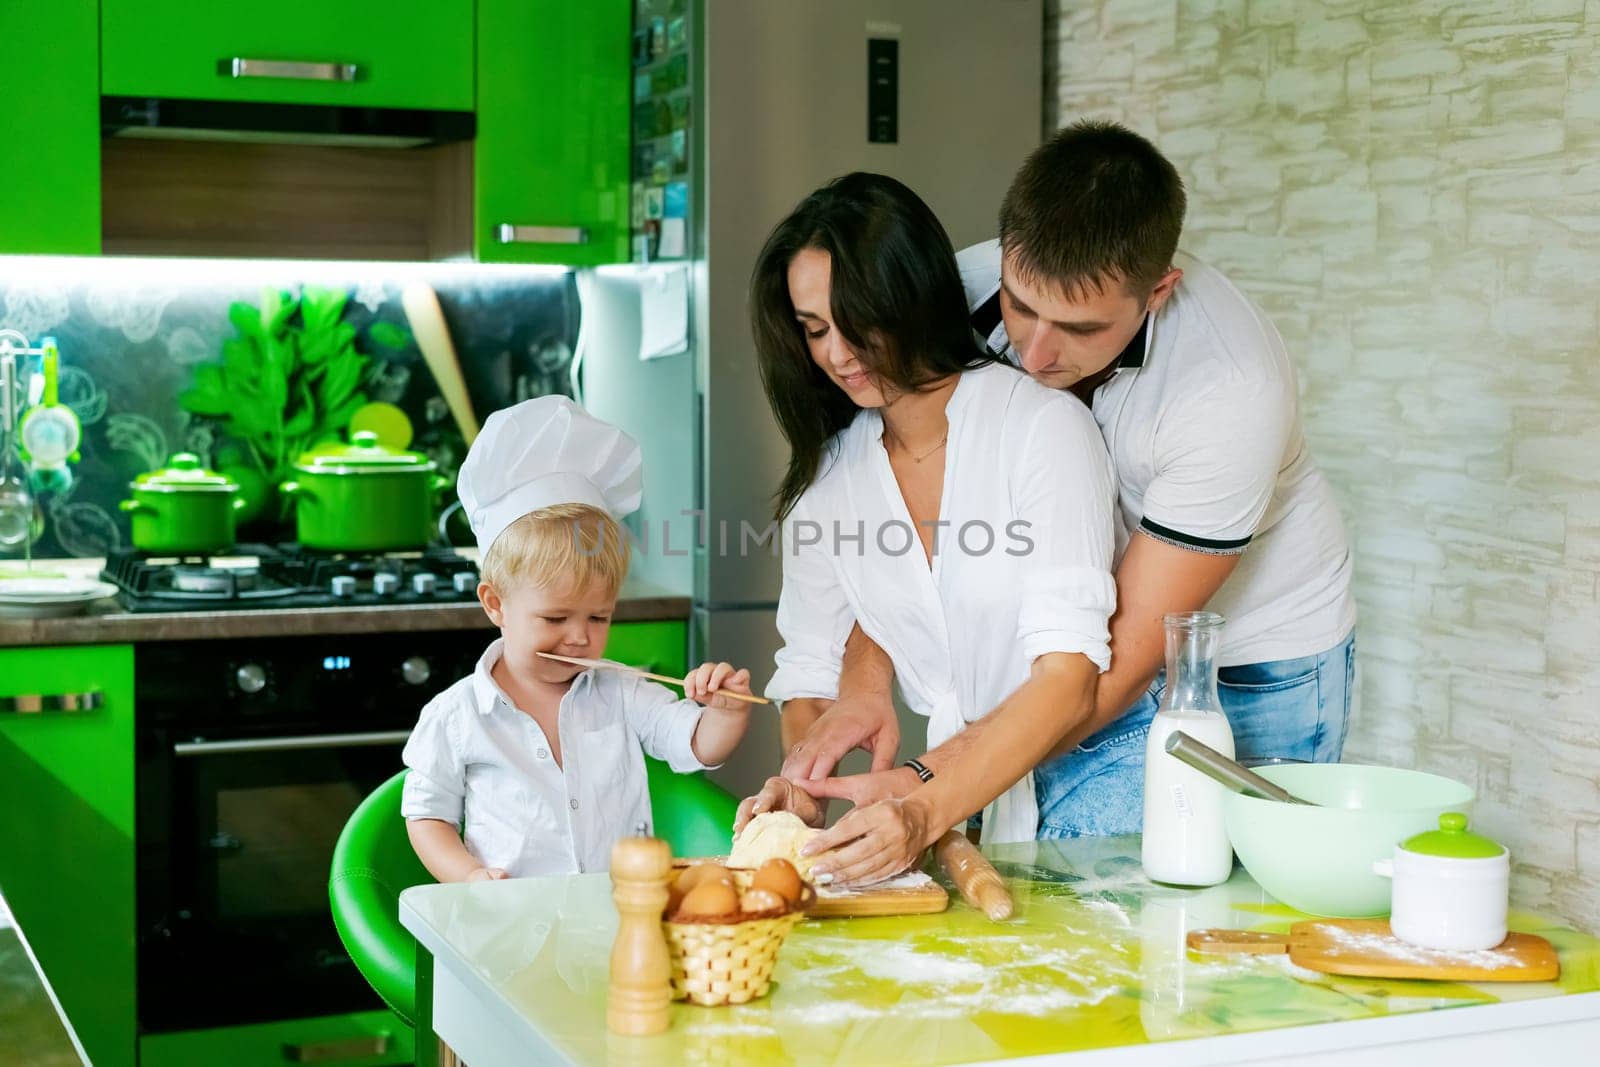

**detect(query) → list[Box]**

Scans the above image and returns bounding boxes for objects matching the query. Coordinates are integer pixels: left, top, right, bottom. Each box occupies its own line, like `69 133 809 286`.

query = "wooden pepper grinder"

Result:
607 835 673 1035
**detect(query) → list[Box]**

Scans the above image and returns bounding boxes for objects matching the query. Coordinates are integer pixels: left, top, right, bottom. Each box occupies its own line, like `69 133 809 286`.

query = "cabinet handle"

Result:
0 691 104 714
496 224 590 245
222 58 361 83
281 1033 392 1063
174 729 412 757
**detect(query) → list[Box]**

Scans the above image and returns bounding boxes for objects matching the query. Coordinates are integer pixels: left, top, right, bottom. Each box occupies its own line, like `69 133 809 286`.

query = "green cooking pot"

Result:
119 453 244 555
279 431 449 552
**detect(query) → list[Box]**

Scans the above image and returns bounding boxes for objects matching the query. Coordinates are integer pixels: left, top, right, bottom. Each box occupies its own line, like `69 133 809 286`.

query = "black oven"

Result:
135 630 485 1034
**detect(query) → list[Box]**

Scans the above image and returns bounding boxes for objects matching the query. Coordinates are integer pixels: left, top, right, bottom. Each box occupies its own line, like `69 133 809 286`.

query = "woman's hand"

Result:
733 776 826 833
801 795 937 888
684 661 753 712
466 866 510 881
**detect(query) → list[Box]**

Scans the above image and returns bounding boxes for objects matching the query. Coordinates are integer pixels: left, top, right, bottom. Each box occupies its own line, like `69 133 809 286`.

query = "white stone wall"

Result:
1047 0 1600 928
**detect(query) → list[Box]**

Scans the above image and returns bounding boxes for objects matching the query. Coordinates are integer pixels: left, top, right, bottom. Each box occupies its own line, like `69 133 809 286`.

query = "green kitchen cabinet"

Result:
604 619 689 678
0 0 100 254
0 644 136 1067
476 0 631 265
140 1009 412 1067
101 1 474 111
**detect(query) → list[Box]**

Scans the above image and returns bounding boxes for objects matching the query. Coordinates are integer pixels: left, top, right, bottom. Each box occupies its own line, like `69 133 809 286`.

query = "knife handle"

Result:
934 831 1014 921
1185 928 1290 954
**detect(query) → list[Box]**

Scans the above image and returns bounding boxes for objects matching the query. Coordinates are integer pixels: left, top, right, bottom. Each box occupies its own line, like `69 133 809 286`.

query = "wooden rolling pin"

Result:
934 830 1014 921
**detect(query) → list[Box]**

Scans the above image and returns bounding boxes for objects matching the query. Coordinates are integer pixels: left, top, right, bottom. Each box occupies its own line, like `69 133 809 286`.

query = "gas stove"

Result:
101 543 481 612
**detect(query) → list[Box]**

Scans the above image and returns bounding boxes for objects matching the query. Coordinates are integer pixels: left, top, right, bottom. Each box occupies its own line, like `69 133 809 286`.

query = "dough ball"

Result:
729 811 820 877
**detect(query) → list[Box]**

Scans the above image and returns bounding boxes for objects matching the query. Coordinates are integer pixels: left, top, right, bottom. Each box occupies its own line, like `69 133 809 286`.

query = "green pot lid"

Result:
132 453 239 493
1400 812 1506 859
294 430 436 473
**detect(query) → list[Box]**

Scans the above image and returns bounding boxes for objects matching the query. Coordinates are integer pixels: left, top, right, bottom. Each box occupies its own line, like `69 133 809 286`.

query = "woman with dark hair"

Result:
745 172 1119 885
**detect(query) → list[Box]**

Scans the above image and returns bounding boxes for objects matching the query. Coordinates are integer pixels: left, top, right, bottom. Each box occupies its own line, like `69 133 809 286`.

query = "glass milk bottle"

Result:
1141 611 1235 886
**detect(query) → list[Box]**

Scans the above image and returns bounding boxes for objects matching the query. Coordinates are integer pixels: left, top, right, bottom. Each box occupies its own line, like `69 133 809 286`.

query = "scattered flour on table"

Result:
1311 923 1527 970
763 932 1133 1027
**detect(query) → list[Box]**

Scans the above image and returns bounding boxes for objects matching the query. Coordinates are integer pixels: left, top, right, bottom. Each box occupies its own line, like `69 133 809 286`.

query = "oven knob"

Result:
374 573 400 596
412 572 438 596
452 571 477 595
401 656 432 686
234 663 268 695
331 575 357 598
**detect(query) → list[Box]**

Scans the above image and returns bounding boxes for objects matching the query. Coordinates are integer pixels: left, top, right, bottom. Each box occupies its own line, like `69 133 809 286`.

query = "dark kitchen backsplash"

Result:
0 256 578 559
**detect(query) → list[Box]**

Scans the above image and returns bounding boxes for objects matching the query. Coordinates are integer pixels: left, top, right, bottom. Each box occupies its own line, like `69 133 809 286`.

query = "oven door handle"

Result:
172 729 412 757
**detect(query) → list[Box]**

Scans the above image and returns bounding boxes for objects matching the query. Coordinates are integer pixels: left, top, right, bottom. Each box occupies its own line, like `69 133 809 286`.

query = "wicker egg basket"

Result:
663 867 814 1006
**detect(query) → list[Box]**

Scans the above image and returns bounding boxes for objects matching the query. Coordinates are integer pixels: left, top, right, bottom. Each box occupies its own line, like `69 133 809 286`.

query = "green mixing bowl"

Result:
1224 763 1475 917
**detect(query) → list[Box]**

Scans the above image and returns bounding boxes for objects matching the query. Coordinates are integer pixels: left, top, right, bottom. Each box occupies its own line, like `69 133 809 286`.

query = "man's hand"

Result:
802 795 936 888
780 694 900 781
804 765 921 809
733 776 826 834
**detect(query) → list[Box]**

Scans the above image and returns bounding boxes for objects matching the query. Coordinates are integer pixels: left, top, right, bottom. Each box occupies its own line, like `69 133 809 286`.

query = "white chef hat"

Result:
457 395 644 560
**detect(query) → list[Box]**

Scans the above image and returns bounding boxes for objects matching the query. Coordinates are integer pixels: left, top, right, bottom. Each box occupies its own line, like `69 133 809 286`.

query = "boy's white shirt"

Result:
401 638 712 878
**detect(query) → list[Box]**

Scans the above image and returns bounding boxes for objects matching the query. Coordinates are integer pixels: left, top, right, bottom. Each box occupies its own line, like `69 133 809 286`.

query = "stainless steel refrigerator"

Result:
583 0 1042 800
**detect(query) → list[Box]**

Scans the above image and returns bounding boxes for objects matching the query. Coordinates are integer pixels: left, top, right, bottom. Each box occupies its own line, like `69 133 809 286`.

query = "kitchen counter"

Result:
401 836 1600 1067
0 888 85 1066
0 558 690 647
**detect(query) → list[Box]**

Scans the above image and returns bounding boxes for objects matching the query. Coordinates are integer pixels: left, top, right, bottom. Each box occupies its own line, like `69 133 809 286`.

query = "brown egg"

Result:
676 863 734 892
677 879 740 918
739 887 787 914
749 858 803 905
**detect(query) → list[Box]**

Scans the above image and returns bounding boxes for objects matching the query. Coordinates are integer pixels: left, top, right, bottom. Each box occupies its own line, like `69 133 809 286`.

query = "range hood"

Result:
101 96 475 149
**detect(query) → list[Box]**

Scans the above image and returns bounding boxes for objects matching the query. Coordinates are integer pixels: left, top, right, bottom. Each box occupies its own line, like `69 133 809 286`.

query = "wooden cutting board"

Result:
1188 919 1560 983
674 858 949 918
808 875 950 918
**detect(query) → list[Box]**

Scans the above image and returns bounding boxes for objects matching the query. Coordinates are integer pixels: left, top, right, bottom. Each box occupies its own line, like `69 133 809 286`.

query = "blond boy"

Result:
402 398 752 880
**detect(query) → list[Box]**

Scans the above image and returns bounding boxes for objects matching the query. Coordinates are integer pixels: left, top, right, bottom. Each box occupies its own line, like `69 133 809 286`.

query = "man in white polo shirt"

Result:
756 120 1356 841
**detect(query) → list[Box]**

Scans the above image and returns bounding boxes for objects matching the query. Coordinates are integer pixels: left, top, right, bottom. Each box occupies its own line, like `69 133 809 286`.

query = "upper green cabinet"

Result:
476 0 631 265
101 0 474 111
0 0 100 253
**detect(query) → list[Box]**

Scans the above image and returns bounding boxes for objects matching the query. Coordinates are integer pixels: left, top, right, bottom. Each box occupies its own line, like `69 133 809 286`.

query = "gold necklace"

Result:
885 426 949 463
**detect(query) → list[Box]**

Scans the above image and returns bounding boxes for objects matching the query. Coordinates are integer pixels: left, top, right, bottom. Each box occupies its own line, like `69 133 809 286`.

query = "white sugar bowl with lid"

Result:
1373 812 1509 951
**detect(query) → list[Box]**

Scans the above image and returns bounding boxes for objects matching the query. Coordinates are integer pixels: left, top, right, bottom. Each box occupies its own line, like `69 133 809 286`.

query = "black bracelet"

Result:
903 758 934 783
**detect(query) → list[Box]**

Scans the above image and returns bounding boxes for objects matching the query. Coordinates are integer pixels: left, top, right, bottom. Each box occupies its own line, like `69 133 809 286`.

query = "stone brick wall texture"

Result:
1046 0 1600 928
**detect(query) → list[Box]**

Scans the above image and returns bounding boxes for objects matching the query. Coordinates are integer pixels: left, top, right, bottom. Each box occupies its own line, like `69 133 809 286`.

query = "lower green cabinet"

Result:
0 644 136 1067
0 620 687 1065
139 1010 412 1067
603 619 689 678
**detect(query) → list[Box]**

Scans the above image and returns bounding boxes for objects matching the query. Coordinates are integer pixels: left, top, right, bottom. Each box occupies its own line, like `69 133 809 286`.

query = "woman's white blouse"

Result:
401 639 711 877
766 363 1118 842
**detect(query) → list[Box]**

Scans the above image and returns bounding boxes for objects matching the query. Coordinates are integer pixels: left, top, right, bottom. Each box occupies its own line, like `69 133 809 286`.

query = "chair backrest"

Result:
329 762 739 1027
329 770 432 1025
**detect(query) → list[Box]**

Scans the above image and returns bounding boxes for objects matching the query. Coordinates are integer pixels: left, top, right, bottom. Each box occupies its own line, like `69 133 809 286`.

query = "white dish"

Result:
0 578 119 617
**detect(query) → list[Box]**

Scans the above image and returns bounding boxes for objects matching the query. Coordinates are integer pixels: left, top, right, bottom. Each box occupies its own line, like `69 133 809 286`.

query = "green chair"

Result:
329 762 740 1064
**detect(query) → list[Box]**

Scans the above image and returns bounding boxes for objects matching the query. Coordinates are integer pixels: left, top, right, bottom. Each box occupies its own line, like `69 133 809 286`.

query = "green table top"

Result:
399 836 1600 1066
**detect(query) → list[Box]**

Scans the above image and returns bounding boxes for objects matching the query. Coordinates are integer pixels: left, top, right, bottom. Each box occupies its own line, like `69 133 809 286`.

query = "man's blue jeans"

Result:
1034 633 1356 838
